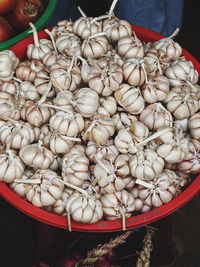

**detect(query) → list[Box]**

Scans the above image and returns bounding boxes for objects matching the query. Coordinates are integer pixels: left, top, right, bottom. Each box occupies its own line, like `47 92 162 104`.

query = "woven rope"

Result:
76 230 133 267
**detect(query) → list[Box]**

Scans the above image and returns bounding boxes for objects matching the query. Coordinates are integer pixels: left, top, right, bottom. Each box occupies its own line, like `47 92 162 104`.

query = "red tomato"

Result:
0 0 16 15
7 0 44 32
0 16 14 42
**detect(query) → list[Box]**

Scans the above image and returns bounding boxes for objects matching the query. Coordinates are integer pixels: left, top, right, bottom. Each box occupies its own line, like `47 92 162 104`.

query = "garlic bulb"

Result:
97 96 117 116
112 112 138 131
0 92 21 121
16 60 44 82
174 119 188 132
103 17 132 43
62 145 90 187
75 88 99 118
51 20 74 39
114 129 137 154
140 103 172 130
100 190 135 223
189 113 200 139
56 34 82 57
129 121 149 142
117 35 144 59
0 80 19 95
0 50 19 81
106 49 124 67
123 59 148 86
42 51 64 67
88 58 123 96
177 139 200 174
86 140 119 163
53 91 74 111
141 76 169 104
73 16 102 39
129 149 164 180
50 111 84 137
0 150 25 183
53 188 74 215
19 81 40 100
27 38 53 60
48 132 74 155
10 169 34 198
82 35 108 59
115 84 145 115
164 86 199 119
34 69 55 97
19 142 55 169
165 59 199 86
65 192 103 224
0 120 40 149
21 101 55 127
115 154 131 177
25 169 64 207
83 115 115 145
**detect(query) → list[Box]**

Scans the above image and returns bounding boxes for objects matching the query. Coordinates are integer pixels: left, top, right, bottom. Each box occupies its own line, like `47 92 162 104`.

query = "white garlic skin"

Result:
0 50 19 81
129 121 149 142
97 96 117 116
48 133 74 155
112 112 138 132
0 92 21 121
27 39 53 60
117 35 144 59
19 81 40 101
56 34 82 57
73 17 102 39
189 113 200 139
114 129 137 154
0 80 19 95
81 36 108 59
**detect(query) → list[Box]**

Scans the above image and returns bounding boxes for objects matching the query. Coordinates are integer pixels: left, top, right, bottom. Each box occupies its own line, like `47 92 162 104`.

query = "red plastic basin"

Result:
0 25 200 232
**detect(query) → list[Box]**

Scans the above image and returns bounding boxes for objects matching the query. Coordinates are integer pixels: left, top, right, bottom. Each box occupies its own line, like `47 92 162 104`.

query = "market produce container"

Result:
0 25 199 232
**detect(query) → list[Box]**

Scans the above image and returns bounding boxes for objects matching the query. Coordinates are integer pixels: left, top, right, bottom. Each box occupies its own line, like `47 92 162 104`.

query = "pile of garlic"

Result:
0 0 200 230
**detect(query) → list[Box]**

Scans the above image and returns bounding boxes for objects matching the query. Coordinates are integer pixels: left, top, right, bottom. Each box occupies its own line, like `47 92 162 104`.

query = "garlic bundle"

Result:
83 115 115 145
165 59 199 86
0 121 40 149
19 81 40 100
115 84 145 114
189 112 200 139
88 58 123 96
123 59 148 86
0 80 19 95
0 150 25 183
53 188 74 215
62 145 90 187
10 169 34 198
114 129 137 154
25 169 64 207
56 34 82 57
97 96 117 116
50 111 84 137
140 103 172 130
117 35 144 59
75 87 99 117
86 140 119 163
81 34 108 59
0 50 19 81
0 92 21 121
112 112 138 131
19 142 55 169
65 192 103 224
16 60 44 82
164 86 199 120
129 149 164 180
21 101 55 127
141 76 170 103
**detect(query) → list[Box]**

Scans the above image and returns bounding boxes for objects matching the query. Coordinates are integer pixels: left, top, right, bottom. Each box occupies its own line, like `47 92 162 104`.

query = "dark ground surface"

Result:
0 1 200 267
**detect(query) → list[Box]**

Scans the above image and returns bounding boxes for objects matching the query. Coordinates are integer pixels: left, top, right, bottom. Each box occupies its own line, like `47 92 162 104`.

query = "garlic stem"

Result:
45 29 58 53
55 178 88 197
82 120 97 141
109 0 118 15
91 15 110 23
61 135 82 142
168 28 180 39
29 23 39 47
12 77 22 83
68 56 75 73
14 179 41 184
135 179 155 189
37 81 52 106
88 32 107 40
41 103 72 113
67 212 72 232
78 6 87 17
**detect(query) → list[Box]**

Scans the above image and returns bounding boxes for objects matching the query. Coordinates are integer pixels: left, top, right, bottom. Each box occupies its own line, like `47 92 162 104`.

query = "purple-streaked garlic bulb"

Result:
56 34 82 57
86 140 119 163
88 58 123 96
83 115 115 145
0 149 25 183
19 142 55 170
165 59 199 86
0 120 40 149
112 112 138 132
62 145 90 187
117 34 144 59
16 60 44 82
65 192 103 224
97 96 117 116
50 111 84 137
129 148 164 180
25 169 64 207
141 75 169 103
0 50 19 81
115 84 145 115
21 101 55 127
189 112 200 139
75 88 99 118
19 81 40 101
0 80 19 95
123 59 148 87
0 92 21 121
140 103 172 130
34 69 55 97
164 86 199 120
